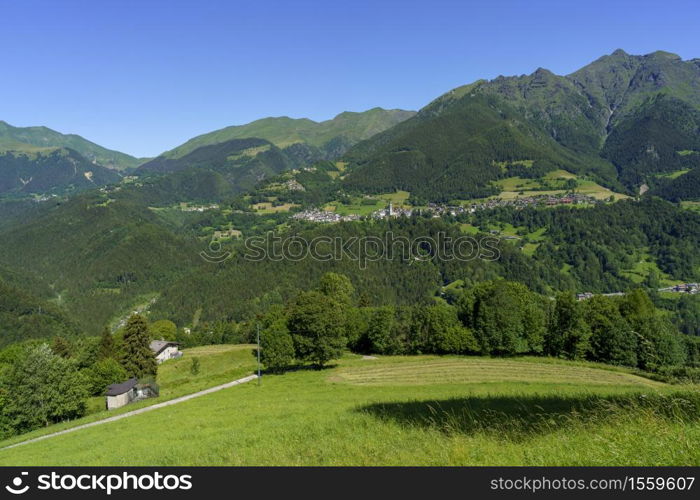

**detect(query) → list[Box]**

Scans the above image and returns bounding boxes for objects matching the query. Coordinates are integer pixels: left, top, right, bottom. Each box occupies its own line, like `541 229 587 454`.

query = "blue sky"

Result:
1 0 698 157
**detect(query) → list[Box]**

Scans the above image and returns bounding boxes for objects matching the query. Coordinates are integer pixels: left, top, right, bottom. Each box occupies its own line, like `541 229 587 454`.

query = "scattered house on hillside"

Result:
105 377 160 410
213 228 242 240
105 378 138 410
150 340 182 364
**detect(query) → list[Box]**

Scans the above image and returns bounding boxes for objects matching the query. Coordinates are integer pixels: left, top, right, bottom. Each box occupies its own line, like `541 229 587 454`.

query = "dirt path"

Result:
1 374 259 451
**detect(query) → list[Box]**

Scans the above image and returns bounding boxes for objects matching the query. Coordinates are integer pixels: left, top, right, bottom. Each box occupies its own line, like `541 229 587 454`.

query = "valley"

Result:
1 48 700 466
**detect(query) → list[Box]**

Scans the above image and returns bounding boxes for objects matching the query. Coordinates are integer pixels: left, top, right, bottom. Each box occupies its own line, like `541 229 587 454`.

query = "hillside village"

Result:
292 192 602 223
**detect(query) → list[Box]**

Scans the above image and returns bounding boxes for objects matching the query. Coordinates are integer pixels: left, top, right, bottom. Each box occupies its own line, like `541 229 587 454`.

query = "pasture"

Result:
0 351 697 466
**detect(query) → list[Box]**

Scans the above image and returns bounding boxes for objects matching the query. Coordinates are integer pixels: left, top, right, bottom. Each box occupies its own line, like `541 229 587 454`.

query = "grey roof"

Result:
149 340 179 355
106 378 138 396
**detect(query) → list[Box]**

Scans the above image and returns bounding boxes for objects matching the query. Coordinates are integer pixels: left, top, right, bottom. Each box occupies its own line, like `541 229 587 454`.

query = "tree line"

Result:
256 273 700 378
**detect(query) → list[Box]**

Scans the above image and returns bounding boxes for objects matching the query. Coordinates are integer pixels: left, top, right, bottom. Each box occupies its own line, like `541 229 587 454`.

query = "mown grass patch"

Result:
493 171 629 201
252 202 299 213
656 168 691 179
332 357 663 388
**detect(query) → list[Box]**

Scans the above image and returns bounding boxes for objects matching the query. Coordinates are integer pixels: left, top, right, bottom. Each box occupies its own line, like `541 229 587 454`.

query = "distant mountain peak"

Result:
646 50 682 61
533 67 554 76
611 48 629 57
0 120 140 171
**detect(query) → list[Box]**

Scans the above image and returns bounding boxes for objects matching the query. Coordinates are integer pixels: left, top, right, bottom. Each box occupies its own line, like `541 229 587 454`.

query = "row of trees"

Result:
257 273 700 375
0 315 157 438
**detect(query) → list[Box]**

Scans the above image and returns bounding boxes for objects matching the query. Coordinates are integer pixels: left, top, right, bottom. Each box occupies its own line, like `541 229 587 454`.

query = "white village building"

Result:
149 340 182 364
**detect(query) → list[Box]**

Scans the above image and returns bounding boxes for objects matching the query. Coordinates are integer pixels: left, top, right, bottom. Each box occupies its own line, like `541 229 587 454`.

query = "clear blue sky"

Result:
1 0 698 157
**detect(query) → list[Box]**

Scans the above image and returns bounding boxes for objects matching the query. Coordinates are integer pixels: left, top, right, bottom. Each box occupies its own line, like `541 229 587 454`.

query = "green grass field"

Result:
656 168 691 179
493 170 629 201
681 201 700 213
619 250 683 287
0 345 258 448
325 191 410 216
252 202 299 213
0 349 698 466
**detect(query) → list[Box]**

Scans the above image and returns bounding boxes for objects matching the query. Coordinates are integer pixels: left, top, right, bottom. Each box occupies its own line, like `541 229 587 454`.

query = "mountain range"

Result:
4 50 700 202
344 50 700 201
159 108 416 159
0 108 415 198
1 49 700 338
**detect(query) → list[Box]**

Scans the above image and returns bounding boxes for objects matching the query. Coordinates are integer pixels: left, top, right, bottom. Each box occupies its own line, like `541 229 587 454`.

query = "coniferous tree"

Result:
120 314 157 379
97 327 116 360
50 336 72 358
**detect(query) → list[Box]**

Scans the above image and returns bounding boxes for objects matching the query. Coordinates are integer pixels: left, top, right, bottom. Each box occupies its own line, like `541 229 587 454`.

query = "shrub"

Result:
190 357 201 375
2 344 88 433
258 319 295 373
85 358 128 396
366 307 404 355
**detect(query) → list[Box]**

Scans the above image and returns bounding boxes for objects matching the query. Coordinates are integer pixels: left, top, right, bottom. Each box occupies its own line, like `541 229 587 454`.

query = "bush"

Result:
150 319 178 341
366 307 404 355
190 357 201 375
683 335 700 368
258 319 295 373
584 296 638 367
413 304 479 354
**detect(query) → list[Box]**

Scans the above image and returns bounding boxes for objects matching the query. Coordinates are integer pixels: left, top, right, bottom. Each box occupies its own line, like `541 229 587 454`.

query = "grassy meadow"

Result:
325 190 411 216
0 345 258 448
493 170 629 201
0 349 698 466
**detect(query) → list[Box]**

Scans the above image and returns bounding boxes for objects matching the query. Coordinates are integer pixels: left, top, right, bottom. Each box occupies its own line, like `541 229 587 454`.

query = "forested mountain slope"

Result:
0 194 198 334
343 50 700 201
0 148 121 196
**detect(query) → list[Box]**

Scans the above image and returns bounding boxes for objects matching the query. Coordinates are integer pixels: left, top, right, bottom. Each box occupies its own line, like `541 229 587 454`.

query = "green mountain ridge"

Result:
0 276 78 348
131 108 416 201
160 107 416 159
136 137 317 200
0 121 143 171
343 49 700 201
